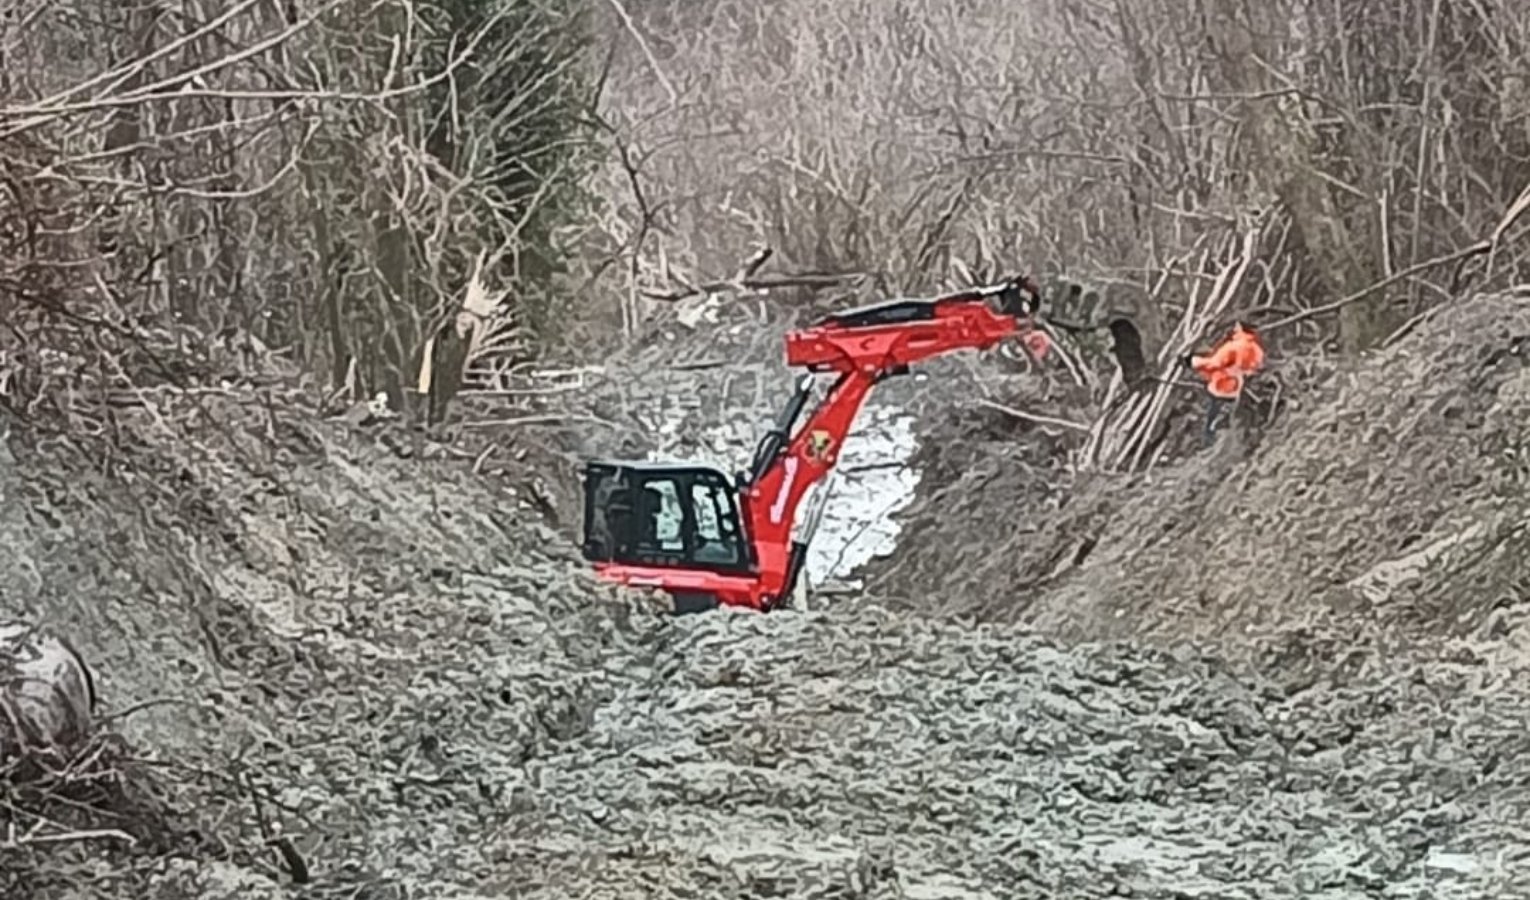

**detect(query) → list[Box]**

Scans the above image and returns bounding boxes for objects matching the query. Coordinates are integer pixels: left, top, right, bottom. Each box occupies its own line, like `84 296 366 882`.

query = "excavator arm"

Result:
739 276 1047 607
580 275 1048 614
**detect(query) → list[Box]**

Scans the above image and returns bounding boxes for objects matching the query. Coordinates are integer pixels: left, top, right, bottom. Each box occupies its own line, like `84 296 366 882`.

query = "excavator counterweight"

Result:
579 276 1049 613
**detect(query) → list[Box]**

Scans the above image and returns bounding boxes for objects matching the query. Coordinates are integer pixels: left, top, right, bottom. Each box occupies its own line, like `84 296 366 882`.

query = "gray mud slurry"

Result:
500 609 1529 900
10 296 1530 899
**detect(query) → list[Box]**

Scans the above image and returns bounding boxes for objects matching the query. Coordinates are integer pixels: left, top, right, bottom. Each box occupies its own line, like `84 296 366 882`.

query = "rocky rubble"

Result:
432 608 1529 899
3 288 1530 898
874 288 1530 658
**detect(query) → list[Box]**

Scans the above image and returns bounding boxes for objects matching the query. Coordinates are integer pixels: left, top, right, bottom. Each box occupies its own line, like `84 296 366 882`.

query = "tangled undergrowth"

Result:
0 730 200 899
873 288 1530 665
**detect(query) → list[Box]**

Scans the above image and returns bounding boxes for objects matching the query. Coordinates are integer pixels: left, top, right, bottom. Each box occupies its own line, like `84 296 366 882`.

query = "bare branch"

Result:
640 272 866 303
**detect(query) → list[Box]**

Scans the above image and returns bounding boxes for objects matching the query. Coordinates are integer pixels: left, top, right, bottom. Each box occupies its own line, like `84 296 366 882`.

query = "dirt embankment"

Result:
4 291 1530 899
0 386 654 898
873 288 1530 656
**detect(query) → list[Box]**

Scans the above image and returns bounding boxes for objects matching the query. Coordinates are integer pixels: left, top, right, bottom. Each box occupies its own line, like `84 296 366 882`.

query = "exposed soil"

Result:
873 289 1530 658
3 288 1530 899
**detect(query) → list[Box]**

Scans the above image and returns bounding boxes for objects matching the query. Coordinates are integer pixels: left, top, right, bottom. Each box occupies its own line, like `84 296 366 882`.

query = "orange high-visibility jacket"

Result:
1190 325 1265 400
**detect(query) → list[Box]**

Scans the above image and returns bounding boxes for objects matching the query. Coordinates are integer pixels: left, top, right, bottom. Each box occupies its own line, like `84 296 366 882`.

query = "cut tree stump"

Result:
0 622 98 759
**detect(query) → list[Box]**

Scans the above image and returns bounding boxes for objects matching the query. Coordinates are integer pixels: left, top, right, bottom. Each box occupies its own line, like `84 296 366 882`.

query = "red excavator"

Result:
579 275 1050 613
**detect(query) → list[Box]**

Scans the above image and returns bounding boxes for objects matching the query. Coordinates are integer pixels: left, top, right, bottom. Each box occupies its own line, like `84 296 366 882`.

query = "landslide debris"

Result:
513 611 1530 899
874 288 1530 656
0 383 661 898
3 291 1529 899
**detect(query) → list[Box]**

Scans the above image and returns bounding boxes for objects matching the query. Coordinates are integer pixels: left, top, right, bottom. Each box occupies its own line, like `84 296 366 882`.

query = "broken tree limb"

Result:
733 246 774 280
1262 240 1494 331
974 399 1091 434
0 826 135 850
640 272 866 302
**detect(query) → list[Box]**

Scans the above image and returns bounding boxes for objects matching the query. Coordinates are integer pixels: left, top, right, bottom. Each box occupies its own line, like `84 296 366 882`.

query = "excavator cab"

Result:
580 459 755 575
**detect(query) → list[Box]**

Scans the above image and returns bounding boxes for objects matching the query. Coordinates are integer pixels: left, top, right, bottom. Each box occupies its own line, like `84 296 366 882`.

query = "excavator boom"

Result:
785 290 1033 373
580 276 1047 613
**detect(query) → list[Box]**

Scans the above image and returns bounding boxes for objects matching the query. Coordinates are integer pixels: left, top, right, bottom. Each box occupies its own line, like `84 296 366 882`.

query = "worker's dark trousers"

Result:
1202 396 1228 447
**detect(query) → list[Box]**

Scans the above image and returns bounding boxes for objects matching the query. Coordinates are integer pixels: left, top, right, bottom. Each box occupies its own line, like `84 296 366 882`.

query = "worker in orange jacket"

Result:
1181 323 1265 445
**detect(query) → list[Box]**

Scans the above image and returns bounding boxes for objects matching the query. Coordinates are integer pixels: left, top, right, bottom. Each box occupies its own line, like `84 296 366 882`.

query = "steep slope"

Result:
0 390 656 898
5 292 1530 899
6 391 1530 899
870 288 1530 655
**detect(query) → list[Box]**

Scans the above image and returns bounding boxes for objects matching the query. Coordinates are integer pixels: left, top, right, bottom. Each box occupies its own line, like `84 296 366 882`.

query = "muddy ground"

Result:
3 289 1530 898
873 289 1530 656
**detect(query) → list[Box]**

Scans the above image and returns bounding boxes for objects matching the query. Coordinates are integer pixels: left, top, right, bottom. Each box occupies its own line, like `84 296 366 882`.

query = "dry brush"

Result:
1 0 604 429
593 0 1530 466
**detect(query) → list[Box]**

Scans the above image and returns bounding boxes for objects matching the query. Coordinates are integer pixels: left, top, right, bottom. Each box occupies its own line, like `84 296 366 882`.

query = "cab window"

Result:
690 478 743 566
635 478 685 556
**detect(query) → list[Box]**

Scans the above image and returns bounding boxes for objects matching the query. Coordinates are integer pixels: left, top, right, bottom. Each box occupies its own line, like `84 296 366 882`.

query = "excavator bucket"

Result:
818 298 943 329
817 276 1043 331
1107 316 1149 388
